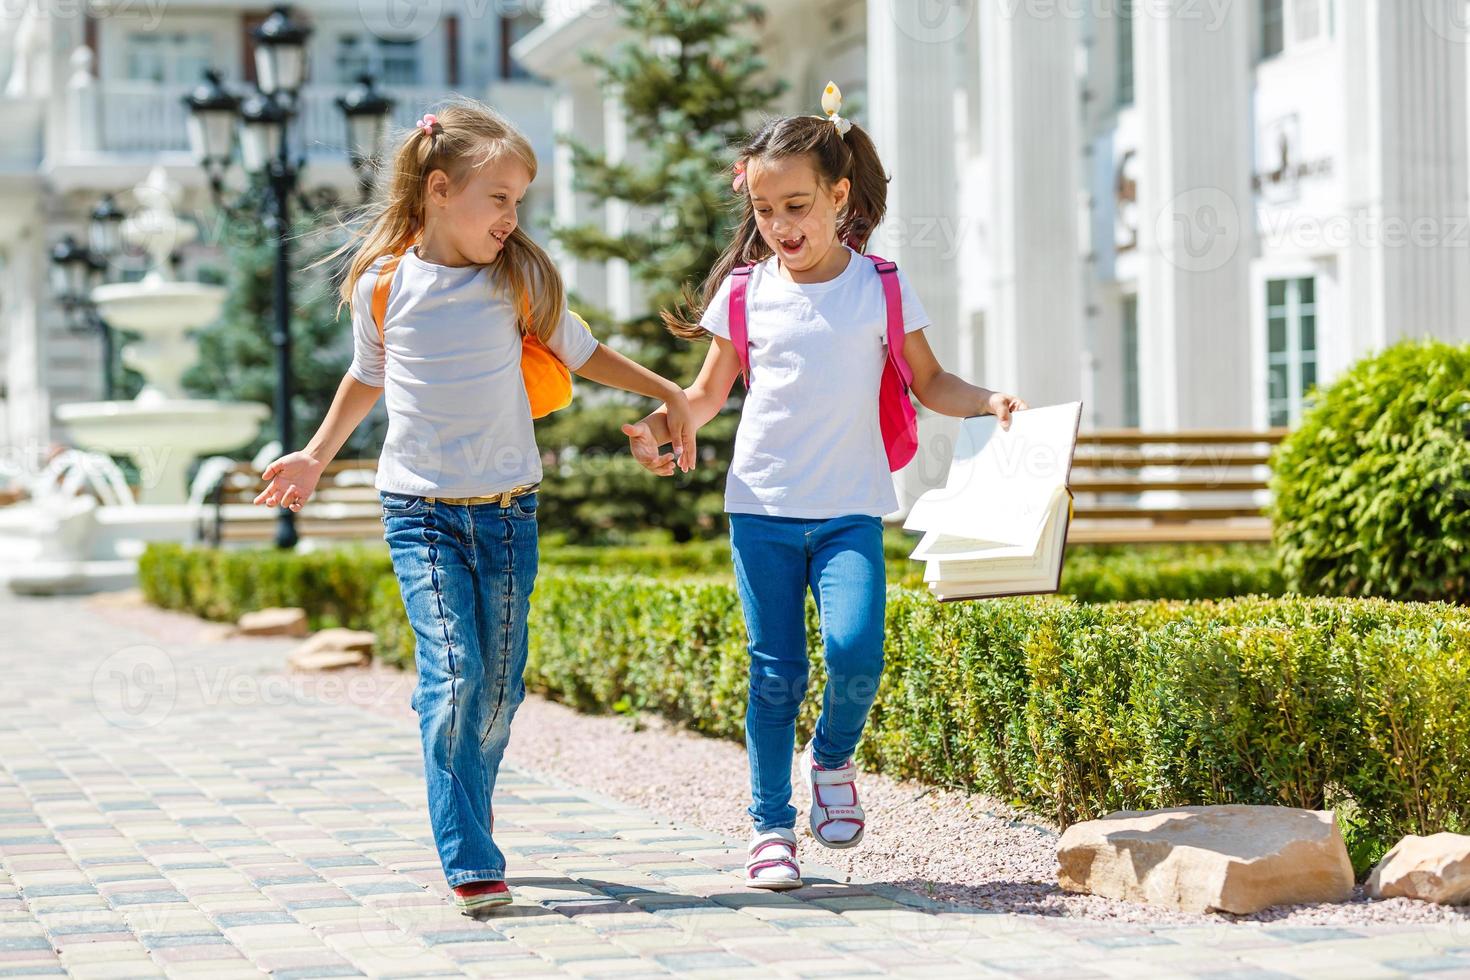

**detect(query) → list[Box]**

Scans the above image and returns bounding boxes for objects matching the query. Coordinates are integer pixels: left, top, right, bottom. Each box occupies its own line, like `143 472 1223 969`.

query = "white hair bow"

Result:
819 81 852 137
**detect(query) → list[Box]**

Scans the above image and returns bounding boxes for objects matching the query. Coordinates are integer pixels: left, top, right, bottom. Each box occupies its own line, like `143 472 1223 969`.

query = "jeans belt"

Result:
424 483 540 507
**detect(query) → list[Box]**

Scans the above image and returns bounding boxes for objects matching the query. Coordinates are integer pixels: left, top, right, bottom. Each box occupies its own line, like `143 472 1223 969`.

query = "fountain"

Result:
57 168 269 506
0 168 268 594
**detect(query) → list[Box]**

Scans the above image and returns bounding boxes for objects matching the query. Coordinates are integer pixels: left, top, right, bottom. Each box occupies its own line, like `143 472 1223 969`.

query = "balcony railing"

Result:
95 82 453 157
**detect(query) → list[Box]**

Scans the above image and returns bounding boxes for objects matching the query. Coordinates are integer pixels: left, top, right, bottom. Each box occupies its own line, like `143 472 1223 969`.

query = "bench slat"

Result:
1071 478 1269 493
1072 452 1274 468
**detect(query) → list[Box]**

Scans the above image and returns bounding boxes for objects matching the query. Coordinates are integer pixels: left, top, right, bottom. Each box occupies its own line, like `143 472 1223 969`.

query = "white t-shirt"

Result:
700 247 931 519
348 248 599 497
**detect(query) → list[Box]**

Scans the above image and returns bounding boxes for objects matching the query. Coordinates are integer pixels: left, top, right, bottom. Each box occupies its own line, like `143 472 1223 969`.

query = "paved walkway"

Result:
0 591 1467 979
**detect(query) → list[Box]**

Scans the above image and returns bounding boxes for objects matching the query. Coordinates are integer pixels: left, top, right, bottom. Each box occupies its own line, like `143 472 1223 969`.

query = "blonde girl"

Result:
256 99 694 915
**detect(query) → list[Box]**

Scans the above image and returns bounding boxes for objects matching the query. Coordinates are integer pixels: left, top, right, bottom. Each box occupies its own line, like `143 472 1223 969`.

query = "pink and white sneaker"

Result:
805 745 865 849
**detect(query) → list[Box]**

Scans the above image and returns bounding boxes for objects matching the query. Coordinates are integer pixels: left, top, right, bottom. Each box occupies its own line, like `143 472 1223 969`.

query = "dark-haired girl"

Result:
624 83 1028 888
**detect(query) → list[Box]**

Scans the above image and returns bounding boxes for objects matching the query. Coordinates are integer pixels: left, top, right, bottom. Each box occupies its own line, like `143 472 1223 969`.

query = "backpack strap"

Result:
727 265 755 387
868 253 913 389
370 253 406 345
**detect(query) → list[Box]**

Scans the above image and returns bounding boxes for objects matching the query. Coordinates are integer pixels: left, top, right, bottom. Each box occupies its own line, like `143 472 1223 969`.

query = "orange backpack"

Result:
370 252 576 419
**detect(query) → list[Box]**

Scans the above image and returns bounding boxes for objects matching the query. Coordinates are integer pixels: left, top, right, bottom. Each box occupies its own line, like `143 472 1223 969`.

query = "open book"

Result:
903 402 1083 601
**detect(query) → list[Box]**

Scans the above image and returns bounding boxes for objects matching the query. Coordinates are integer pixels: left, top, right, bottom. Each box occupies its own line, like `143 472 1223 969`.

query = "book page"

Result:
904 402 1082 545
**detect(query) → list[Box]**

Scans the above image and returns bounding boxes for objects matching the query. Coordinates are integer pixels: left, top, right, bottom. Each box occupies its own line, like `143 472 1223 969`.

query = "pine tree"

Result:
184 211 384 461
537 0 784 543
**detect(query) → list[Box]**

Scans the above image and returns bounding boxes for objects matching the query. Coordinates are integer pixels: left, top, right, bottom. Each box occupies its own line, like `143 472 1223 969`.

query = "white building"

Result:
0 0 553 471
5 1 1467 496
516 0 1470 461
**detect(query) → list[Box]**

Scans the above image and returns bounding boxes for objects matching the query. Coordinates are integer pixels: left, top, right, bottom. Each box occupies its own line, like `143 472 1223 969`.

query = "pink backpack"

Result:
728 253 919 472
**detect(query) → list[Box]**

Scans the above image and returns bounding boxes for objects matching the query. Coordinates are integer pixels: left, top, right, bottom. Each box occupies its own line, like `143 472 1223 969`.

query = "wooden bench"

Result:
1067 429 1287 544
203 459 386 545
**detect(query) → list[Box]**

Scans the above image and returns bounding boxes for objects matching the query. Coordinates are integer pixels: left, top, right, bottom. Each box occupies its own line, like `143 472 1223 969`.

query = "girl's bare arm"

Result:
903 330 1028 428
256 373 382 509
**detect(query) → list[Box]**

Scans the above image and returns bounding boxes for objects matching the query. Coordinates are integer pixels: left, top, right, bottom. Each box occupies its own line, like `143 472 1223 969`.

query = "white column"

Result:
551 76 607 308
66 45 98 156
977 2 1084 406
866 0 960 367
867 0 971 510
1134 1 1254 430
1341 0 1470 351
1 225 50 460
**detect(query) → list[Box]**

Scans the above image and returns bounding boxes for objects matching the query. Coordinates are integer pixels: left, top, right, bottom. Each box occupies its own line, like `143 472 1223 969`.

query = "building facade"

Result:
517 0 1470 499
0 0 553 472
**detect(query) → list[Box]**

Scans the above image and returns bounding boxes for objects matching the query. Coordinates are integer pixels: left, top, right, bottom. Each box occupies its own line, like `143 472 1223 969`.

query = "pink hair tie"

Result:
731 158 746 193
418 113 438 136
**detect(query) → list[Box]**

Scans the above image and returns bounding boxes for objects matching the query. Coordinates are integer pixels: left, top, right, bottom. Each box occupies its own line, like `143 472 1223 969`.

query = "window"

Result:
1265 277 1318 426
122 31 214 84
1293 0 1324 43
1116 0 1135 107
334 34 421 86
1121 293 1140 428
499 13 541 80
1261 0 1285 58
1261 0 1331 59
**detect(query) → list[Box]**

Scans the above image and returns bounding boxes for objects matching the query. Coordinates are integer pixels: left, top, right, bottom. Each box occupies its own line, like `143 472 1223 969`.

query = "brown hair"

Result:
662 113 889 340
329 97 564 341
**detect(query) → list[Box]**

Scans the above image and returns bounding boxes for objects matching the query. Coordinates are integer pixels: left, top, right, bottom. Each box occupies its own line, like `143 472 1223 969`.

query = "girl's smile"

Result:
746 155 851 284
421 154 529 267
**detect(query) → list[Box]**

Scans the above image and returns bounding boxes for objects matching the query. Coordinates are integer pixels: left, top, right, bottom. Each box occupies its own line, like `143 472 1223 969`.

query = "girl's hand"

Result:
621 421 678 477
663 390 697 473
253 451 325 511
987 391 1030 430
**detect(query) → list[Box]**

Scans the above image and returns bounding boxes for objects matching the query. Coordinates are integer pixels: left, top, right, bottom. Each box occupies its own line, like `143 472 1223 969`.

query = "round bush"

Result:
1271 339 1470 602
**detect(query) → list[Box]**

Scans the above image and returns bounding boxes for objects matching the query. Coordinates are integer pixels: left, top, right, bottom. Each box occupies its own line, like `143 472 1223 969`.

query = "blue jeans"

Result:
380 490 539 887
729 513 887 832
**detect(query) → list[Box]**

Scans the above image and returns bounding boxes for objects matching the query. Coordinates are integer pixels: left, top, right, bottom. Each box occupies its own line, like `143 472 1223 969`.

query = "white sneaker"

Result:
745 828 802 890
806 745 865 849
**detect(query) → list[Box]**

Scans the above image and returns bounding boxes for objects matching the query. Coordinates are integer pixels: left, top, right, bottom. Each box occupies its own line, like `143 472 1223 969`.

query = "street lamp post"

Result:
183 4 393 549
49 196 122 401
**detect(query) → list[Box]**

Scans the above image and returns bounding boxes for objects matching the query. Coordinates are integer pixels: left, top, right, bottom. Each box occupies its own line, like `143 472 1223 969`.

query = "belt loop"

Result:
425 496 436 505
498 490 512 507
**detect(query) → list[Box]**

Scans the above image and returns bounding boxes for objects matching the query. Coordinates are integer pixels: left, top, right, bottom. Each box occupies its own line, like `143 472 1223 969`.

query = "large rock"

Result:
237 607 309 638
1367 833 1470 905
287 628 376 672
1057 805 1354 914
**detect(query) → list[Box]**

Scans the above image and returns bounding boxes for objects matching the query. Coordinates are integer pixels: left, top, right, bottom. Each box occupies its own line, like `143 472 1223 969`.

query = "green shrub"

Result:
140 543 1465 869
1271 339 1470 602
138 543 392 630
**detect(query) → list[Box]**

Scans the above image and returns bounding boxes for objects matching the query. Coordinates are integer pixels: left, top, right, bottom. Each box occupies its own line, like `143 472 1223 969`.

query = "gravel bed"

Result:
93 591 1470 930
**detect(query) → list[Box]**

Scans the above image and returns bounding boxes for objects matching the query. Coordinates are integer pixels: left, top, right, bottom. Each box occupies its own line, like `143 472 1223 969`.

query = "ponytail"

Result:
662 112 889 341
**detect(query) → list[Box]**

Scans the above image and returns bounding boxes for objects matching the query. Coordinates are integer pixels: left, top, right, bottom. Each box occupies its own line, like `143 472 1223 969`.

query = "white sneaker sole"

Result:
808 811 865 850
745 874 804 890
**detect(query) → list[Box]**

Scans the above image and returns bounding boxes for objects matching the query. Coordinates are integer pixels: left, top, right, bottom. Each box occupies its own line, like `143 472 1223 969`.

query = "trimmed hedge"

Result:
1271 339 1470 602
140 542 1467 869
529 535 1284 602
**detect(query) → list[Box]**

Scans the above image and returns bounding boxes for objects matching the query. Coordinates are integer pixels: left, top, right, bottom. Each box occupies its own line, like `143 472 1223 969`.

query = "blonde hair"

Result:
331 97 565 342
